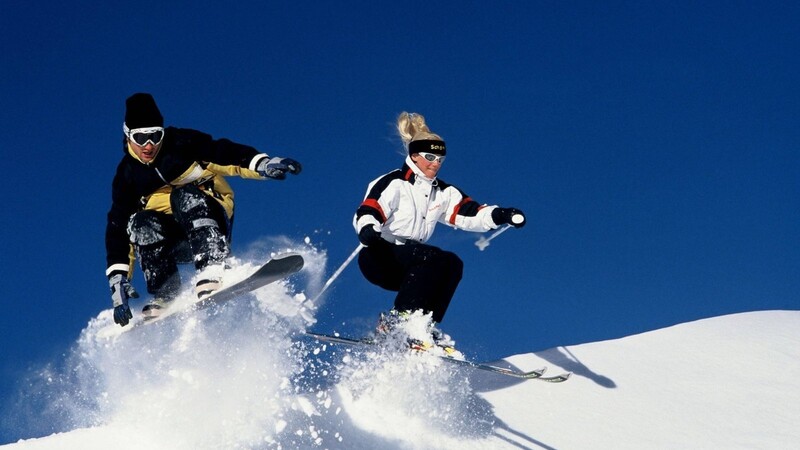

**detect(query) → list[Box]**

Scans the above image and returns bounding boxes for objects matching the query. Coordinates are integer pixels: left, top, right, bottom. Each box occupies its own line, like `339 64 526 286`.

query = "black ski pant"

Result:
357 241 463 323
128 184 231 300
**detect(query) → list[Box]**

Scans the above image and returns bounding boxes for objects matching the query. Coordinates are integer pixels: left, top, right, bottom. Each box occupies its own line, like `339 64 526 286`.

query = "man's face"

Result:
126 126 164 163
129 139 162 163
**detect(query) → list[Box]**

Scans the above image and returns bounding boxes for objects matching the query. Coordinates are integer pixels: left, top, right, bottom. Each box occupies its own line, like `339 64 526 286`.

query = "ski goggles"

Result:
418 152 446 163
124 125 165 146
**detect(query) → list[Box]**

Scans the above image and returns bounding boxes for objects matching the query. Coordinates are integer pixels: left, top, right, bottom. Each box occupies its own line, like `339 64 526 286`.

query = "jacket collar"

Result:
402 155 436 185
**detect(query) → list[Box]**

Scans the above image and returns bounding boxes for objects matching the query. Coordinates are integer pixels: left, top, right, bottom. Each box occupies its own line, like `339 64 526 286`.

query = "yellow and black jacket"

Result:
105 127 266 279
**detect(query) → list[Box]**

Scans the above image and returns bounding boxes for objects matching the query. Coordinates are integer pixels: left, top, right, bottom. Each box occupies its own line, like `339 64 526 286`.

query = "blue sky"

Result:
1 0 798 431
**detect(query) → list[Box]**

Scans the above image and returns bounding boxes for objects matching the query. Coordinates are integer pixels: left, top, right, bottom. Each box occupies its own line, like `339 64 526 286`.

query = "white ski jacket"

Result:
354 156 501 245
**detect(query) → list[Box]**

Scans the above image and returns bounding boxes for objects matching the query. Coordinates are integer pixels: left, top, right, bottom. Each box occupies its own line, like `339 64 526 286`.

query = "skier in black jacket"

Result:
106 93 301 326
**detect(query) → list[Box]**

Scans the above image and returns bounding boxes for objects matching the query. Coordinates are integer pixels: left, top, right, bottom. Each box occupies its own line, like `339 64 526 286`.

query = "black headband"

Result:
408 139 446 156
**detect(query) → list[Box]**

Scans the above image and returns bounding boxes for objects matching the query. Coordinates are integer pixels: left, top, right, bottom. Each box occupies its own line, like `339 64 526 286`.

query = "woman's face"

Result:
411 152 444 178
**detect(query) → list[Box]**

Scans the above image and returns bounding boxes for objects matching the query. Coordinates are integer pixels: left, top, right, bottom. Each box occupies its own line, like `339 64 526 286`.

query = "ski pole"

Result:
475 224 512 251
308 243 364 305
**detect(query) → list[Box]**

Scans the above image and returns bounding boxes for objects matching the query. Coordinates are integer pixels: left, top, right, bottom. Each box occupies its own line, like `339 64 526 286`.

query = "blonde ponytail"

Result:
396 112 443 147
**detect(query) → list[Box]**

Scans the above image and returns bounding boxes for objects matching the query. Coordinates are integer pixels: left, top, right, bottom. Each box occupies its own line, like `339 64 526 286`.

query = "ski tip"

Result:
523 367 547 378
273 251 301 260
520 367 572 382
542 372 572 383
271 252 305 270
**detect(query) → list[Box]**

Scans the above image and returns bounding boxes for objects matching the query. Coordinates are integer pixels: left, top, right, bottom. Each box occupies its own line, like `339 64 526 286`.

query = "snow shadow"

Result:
539 346 616 388
492 418 560 450
464 363 530 393
466 345 616 393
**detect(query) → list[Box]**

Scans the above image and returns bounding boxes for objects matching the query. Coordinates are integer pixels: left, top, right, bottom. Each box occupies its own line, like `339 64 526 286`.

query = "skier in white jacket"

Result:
353 112 526 342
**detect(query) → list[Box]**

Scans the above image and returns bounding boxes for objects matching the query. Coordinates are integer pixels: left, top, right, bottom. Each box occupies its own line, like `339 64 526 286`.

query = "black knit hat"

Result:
124 93 163 129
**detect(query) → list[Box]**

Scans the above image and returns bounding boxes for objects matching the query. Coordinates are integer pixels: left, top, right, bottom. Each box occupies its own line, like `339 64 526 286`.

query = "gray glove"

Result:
256 156 302 180
109 274 138 326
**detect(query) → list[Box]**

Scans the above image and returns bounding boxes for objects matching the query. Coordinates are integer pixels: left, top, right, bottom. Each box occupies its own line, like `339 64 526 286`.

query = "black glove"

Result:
358 226 385 247
114 303 133 327
256 156 302 180
492 207 526 228
109 274 138 327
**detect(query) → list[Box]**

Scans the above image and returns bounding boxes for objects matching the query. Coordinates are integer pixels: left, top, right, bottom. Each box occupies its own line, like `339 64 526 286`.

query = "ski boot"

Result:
407 338 435 352
375 309 410 335
406 334 463 359
429 324 464 359
375 310 429 351
195 263 224 300
142 297 173 320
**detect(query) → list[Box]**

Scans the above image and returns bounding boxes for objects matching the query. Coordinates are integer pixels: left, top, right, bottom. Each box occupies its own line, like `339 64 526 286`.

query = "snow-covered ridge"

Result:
2 245 798 450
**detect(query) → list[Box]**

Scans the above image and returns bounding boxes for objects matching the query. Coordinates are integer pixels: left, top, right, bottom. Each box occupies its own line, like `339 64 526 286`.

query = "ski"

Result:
304 331 570 382
140 253 304 325
98 253 304 338
194 253 304 310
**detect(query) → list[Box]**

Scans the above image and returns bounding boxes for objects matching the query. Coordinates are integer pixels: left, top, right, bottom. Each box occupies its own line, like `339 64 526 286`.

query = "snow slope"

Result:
2 253 798 449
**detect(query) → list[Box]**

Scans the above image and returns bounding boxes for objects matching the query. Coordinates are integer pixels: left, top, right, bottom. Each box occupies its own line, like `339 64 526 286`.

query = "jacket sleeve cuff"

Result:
355 216 380 234
106 264 130 280
248 154 269 171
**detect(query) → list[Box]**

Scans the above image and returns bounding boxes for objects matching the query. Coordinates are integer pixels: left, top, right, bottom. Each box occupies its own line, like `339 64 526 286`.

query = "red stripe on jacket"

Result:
448 196 471 224
361 199 387 223
448 197 485 224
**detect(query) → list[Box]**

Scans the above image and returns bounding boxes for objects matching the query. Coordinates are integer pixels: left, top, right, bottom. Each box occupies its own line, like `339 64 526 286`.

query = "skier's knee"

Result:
128 211 167 246
448 252 463 269
171 184 211 223
191 218 221 230
441 251 463 278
